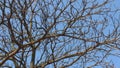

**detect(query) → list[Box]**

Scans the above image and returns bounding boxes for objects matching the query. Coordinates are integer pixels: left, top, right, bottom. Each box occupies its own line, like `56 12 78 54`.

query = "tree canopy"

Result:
0 0 120 68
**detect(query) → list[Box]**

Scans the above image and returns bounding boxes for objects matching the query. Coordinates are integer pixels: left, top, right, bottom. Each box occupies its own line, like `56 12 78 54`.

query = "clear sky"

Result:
0 0 120 68
104 0 120 68
31 0 120 68
44 0 120 68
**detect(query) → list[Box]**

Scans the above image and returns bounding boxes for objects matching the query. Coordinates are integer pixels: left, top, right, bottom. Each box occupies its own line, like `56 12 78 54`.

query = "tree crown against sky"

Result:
0 0 120 68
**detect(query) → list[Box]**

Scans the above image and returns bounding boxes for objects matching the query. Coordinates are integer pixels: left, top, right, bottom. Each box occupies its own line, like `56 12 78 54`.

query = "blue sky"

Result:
0 0 120 68
44 0 120 68
104 0 120 68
